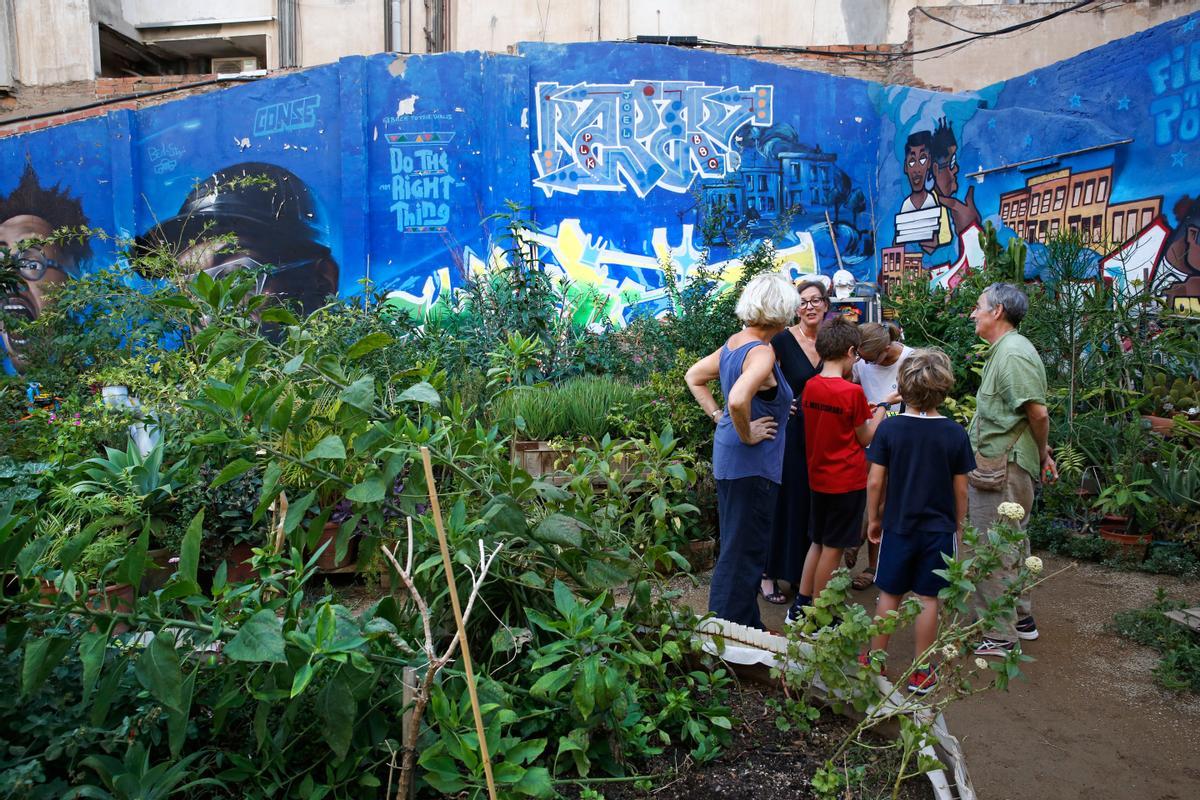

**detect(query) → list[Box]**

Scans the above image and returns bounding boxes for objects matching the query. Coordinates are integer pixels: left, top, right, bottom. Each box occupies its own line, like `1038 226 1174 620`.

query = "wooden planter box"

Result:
513 440 646 487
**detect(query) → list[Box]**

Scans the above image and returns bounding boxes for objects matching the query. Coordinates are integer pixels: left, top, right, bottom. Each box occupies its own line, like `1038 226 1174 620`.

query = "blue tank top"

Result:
713 340 793 484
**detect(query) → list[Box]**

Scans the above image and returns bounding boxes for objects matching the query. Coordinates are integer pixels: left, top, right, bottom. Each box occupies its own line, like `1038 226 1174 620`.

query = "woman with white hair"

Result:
685 272 798 629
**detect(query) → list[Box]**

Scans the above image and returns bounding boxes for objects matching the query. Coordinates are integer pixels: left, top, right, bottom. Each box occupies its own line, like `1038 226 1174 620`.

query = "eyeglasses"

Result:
1 246 64 282
202 255 317 297
798 298 826 308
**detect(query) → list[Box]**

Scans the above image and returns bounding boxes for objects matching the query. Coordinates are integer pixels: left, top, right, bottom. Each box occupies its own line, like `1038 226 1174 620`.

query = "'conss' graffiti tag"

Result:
533 80 773 198
1149 41 1200 145
253 95 321 137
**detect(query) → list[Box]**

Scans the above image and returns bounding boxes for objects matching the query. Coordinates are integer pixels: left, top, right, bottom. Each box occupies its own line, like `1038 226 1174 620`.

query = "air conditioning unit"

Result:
211 57 259 75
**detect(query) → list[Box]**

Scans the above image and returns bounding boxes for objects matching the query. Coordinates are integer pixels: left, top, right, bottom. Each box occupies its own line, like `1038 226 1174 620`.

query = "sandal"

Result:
851 568 875 591
759 580 789 605
844 547 859 570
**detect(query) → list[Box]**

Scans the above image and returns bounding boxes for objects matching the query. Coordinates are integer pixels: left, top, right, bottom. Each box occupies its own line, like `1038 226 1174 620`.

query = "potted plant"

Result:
1091 474 1156 558
1142 372 1200 435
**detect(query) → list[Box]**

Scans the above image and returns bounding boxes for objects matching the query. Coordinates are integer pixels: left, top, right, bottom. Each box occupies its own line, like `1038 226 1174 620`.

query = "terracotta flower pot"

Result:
315 521 358 572
1097 516 1150 560
683 538 717 572
1142 414 1176 437
223 542 258 584
87 583 136 633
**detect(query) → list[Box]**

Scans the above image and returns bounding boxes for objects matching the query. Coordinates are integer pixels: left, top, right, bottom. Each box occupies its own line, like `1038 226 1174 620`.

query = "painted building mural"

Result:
876 13 1200 312
3 12 1200 371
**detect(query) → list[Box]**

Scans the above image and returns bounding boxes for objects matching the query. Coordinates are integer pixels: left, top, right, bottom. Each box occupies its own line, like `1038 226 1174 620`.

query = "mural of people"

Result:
137 162 339 317
1160 195 1200 310
0 164 91 370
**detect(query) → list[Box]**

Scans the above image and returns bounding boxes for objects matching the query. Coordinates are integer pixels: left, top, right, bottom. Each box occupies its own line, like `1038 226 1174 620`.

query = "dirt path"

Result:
676 553 1200 800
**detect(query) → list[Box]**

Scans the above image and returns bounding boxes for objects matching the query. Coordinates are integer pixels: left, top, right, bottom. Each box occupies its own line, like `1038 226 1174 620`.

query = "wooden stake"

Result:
420 446 497 800
824 209 844 270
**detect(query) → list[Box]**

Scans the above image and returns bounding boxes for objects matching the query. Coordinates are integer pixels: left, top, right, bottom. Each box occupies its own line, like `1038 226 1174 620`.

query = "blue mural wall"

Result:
3 11 1199 370
875 13 1200 314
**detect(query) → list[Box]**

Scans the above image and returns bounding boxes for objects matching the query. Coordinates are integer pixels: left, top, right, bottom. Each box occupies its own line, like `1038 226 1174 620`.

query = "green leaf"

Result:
504 737 546 766
259 306 300 326
345 332 394 360
22 636 70 696
397 381 440 406
304 435 346 461
513 766 553 797
483 494 528 536
345 478 385 503
135 632 184 713
79 631 107 704
529 668 572 700
283 490 316 534
167 671 196 758
212 458 255 489
317 670 357 759
290 660 316 697
282 353 305 374
178 510 203 585
533 514 585 548
116 523 150 586
224 609 287 663
339 376 375 411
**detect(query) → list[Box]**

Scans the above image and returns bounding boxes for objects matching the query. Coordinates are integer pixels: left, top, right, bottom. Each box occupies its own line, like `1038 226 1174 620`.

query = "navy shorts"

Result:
808 489 866 549
874 530 956 598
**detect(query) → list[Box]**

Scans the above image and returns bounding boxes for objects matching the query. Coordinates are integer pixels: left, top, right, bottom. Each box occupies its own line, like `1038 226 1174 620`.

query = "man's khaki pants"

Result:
966 464 1034 643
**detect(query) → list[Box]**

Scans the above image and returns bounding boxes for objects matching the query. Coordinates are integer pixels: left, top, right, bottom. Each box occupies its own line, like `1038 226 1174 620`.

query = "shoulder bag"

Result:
967 421 1028 491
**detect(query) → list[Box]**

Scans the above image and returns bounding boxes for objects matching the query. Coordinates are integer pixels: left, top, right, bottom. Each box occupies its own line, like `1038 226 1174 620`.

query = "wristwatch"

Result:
875 402 891 413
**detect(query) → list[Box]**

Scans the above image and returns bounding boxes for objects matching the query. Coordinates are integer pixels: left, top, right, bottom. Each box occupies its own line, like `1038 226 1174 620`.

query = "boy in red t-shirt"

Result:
786 317 888 625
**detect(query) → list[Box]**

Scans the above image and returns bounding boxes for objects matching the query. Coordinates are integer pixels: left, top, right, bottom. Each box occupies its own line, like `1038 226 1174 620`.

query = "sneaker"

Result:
858 651 887 678
784 595 810 626
974 637 1017 657
908 667 937 695
1015 616 1039 641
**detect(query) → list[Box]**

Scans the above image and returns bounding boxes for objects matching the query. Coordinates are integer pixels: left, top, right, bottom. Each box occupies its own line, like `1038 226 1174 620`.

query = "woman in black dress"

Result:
760 279 828 603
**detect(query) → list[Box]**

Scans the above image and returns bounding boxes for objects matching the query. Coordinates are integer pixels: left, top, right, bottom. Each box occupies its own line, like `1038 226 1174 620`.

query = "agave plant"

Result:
66 438 182 526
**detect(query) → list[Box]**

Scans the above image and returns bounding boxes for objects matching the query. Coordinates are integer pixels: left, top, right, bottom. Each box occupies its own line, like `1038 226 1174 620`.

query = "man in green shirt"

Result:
967 283 1057 656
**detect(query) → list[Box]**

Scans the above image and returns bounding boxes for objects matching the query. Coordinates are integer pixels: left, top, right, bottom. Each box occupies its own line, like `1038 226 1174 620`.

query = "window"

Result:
1080 219 1091 243
1028 192 1039 214
1002 201 1010 218
745 175 754 189
1039 220 1049 242
1142 209 1153 229
1112 211 1124 238
792 164 801 181
1054 186 1066 210
759 175 768 192
1092 215 1103 240
1072 183 1083 206
1051 219 1060 236
1126 213 1138 240
1041 192 1051 213
1084 180 1095 205
1068 214 1080 232
767 196 776 212
1097 177 1109 201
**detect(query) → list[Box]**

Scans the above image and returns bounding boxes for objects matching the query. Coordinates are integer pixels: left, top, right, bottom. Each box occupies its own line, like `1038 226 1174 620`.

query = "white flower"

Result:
996 502 1026 521
941 645 958 661
1024 556 1044 574
974 658 988 670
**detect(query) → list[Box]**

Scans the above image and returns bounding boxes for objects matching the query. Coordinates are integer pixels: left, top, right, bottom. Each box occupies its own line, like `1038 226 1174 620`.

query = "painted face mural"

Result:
1160 195 1200 309
0 165 89 370
136 162 338 317
903 134 932 196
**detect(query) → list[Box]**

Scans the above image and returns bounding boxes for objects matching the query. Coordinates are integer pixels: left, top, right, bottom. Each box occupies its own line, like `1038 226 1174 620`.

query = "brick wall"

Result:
0 73 256 138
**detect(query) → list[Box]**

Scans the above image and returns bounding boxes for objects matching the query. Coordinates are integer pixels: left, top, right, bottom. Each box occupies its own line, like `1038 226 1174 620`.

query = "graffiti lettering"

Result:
1148 42 1200 144
147 143 184 175
388 142 455 233
253 95 321 137
532 80 773 198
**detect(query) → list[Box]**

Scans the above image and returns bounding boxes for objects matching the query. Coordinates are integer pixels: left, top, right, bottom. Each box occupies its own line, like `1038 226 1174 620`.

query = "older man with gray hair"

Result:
966 282 1057 657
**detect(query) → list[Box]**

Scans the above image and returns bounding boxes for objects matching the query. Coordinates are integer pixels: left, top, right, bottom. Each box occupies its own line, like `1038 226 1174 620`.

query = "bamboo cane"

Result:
420 446 497 800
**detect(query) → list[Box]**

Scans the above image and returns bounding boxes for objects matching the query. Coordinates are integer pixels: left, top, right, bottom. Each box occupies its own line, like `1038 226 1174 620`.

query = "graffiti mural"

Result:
533 80 774 197
0 164 92 370
135 162 339 317
890 117 982 290
876 13 1200 312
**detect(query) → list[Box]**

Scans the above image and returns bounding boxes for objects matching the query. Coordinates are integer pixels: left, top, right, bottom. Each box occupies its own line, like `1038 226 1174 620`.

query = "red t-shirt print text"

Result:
802 375 871 494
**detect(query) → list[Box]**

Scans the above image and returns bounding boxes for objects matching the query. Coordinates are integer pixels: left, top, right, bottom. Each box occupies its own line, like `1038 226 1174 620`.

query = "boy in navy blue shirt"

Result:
862 348 975 694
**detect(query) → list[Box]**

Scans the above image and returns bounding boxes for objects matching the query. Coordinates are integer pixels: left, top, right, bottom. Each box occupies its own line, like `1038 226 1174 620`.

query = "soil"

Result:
581 684 933 800
674 552 1200 800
